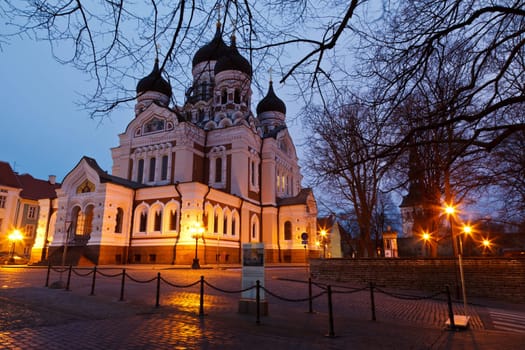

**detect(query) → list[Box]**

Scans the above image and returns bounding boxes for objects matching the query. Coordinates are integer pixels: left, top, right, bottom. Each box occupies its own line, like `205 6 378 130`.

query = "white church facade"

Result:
31 22 318 265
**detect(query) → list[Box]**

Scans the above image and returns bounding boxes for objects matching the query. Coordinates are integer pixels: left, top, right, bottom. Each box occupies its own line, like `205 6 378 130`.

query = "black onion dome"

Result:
192 23 229 67
256 81 286 114
214 36 252 77
136 59 172 98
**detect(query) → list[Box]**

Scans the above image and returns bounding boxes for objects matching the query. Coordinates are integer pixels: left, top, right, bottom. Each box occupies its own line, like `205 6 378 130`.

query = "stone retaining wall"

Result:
310 257 525 303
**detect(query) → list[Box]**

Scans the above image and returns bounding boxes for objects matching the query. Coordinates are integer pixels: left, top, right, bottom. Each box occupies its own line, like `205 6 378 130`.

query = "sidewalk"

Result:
1 265 524 349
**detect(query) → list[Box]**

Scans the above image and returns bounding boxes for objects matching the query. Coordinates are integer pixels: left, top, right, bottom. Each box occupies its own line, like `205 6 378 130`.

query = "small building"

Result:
0 161 59 260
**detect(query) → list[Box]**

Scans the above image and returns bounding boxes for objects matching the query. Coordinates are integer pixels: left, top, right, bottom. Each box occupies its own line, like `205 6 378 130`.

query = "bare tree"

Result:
365 0 525 158
0 0 366 118
303 96 389 256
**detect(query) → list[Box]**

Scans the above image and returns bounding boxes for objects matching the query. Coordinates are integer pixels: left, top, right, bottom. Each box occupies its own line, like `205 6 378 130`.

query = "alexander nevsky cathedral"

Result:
29 21 319 265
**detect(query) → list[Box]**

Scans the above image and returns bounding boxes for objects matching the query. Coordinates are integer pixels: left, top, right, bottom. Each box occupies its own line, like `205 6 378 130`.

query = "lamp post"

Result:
191 222 205 269
444 203 470 327
8 229 23 264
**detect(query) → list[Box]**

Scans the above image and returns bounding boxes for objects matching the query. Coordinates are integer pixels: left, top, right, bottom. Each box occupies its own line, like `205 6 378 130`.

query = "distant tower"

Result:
399 147 439 237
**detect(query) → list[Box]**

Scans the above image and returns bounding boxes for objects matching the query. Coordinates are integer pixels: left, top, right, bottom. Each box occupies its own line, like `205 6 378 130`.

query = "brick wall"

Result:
310 257 525 303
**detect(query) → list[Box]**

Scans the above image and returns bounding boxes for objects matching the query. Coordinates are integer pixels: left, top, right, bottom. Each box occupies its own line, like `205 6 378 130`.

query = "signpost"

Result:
239 242 268 315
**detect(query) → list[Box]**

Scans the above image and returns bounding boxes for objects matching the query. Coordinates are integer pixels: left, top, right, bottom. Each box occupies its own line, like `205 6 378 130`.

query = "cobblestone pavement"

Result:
1 265 524 349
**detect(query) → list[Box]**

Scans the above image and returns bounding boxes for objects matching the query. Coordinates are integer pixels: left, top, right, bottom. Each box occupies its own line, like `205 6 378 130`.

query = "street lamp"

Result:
191 222 205 269
443 203 470 328
8 229 23 264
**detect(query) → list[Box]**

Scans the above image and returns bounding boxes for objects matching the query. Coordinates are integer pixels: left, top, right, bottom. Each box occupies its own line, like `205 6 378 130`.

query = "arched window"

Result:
231 215 236 236
71 206 82 236
149 157 156 182
137 159 144 183
234 89 241 103
83 205 94 235
154 209 162 231
221 89 227 104
223 214 228 235
115 208 124 233
215 158 222 182
169 209 177 231
250 215 260 241
139 212 147 232
161 155 168 181
284 221 292 240
214 212 219 233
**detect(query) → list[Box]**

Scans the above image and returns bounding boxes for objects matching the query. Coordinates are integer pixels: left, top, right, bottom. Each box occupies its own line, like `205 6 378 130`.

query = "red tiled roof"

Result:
0 161 22 188
17 174 60 200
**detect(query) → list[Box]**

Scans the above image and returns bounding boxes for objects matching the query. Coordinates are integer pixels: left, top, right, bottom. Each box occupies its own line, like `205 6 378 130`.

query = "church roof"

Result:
214 35 252 77
257 81 286 115
277 188 313 206
136 59 172 98
82 157 145 190
192 23 229 67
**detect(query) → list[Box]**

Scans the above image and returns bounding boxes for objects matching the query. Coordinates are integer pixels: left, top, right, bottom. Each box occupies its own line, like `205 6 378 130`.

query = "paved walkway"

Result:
1 264 524 349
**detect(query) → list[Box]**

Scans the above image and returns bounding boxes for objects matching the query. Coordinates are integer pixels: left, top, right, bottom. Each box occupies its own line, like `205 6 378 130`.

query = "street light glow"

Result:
8 229 23 242
462 225 472 235
422 232 431 241
444 204 456 216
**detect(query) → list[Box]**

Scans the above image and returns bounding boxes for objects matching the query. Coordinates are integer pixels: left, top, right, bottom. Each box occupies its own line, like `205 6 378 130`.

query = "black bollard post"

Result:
199 275 205 317
308 277 313 313
90 266 97 296
45 264 51 287
326 285 335 337
155 272 161 308
119 269 126 301
446 285 456 330
256 280 261 325
65 265 72 291
369 282 376 321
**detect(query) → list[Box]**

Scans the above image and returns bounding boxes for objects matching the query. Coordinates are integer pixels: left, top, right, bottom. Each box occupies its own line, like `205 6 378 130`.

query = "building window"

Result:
25 224 35 238
149 254 157 263
137 159 144 184
221 89 227 104
215 158 222 182
284 221 292 240
139 212 147 232
83 205 94 235
214 212 219 234
27 206 37 219
115 208 124 233
149 157 156 182
0 195 5 208
134 254 141 263
154 210 162 231
231 216 236 236
169 209 177 231
234 89 241 103
161 155 168 181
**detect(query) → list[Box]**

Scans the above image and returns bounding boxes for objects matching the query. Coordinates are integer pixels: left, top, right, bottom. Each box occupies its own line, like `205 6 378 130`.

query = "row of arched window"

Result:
204 203 240 237
134 200 180 234
69 205 124 237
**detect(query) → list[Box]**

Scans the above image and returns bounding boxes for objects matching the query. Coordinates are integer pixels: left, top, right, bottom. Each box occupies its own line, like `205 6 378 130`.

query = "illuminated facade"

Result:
32 23 318 265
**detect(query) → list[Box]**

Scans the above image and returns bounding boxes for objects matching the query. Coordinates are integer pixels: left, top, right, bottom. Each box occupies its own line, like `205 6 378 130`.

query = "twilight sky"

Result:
1 38 304 183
